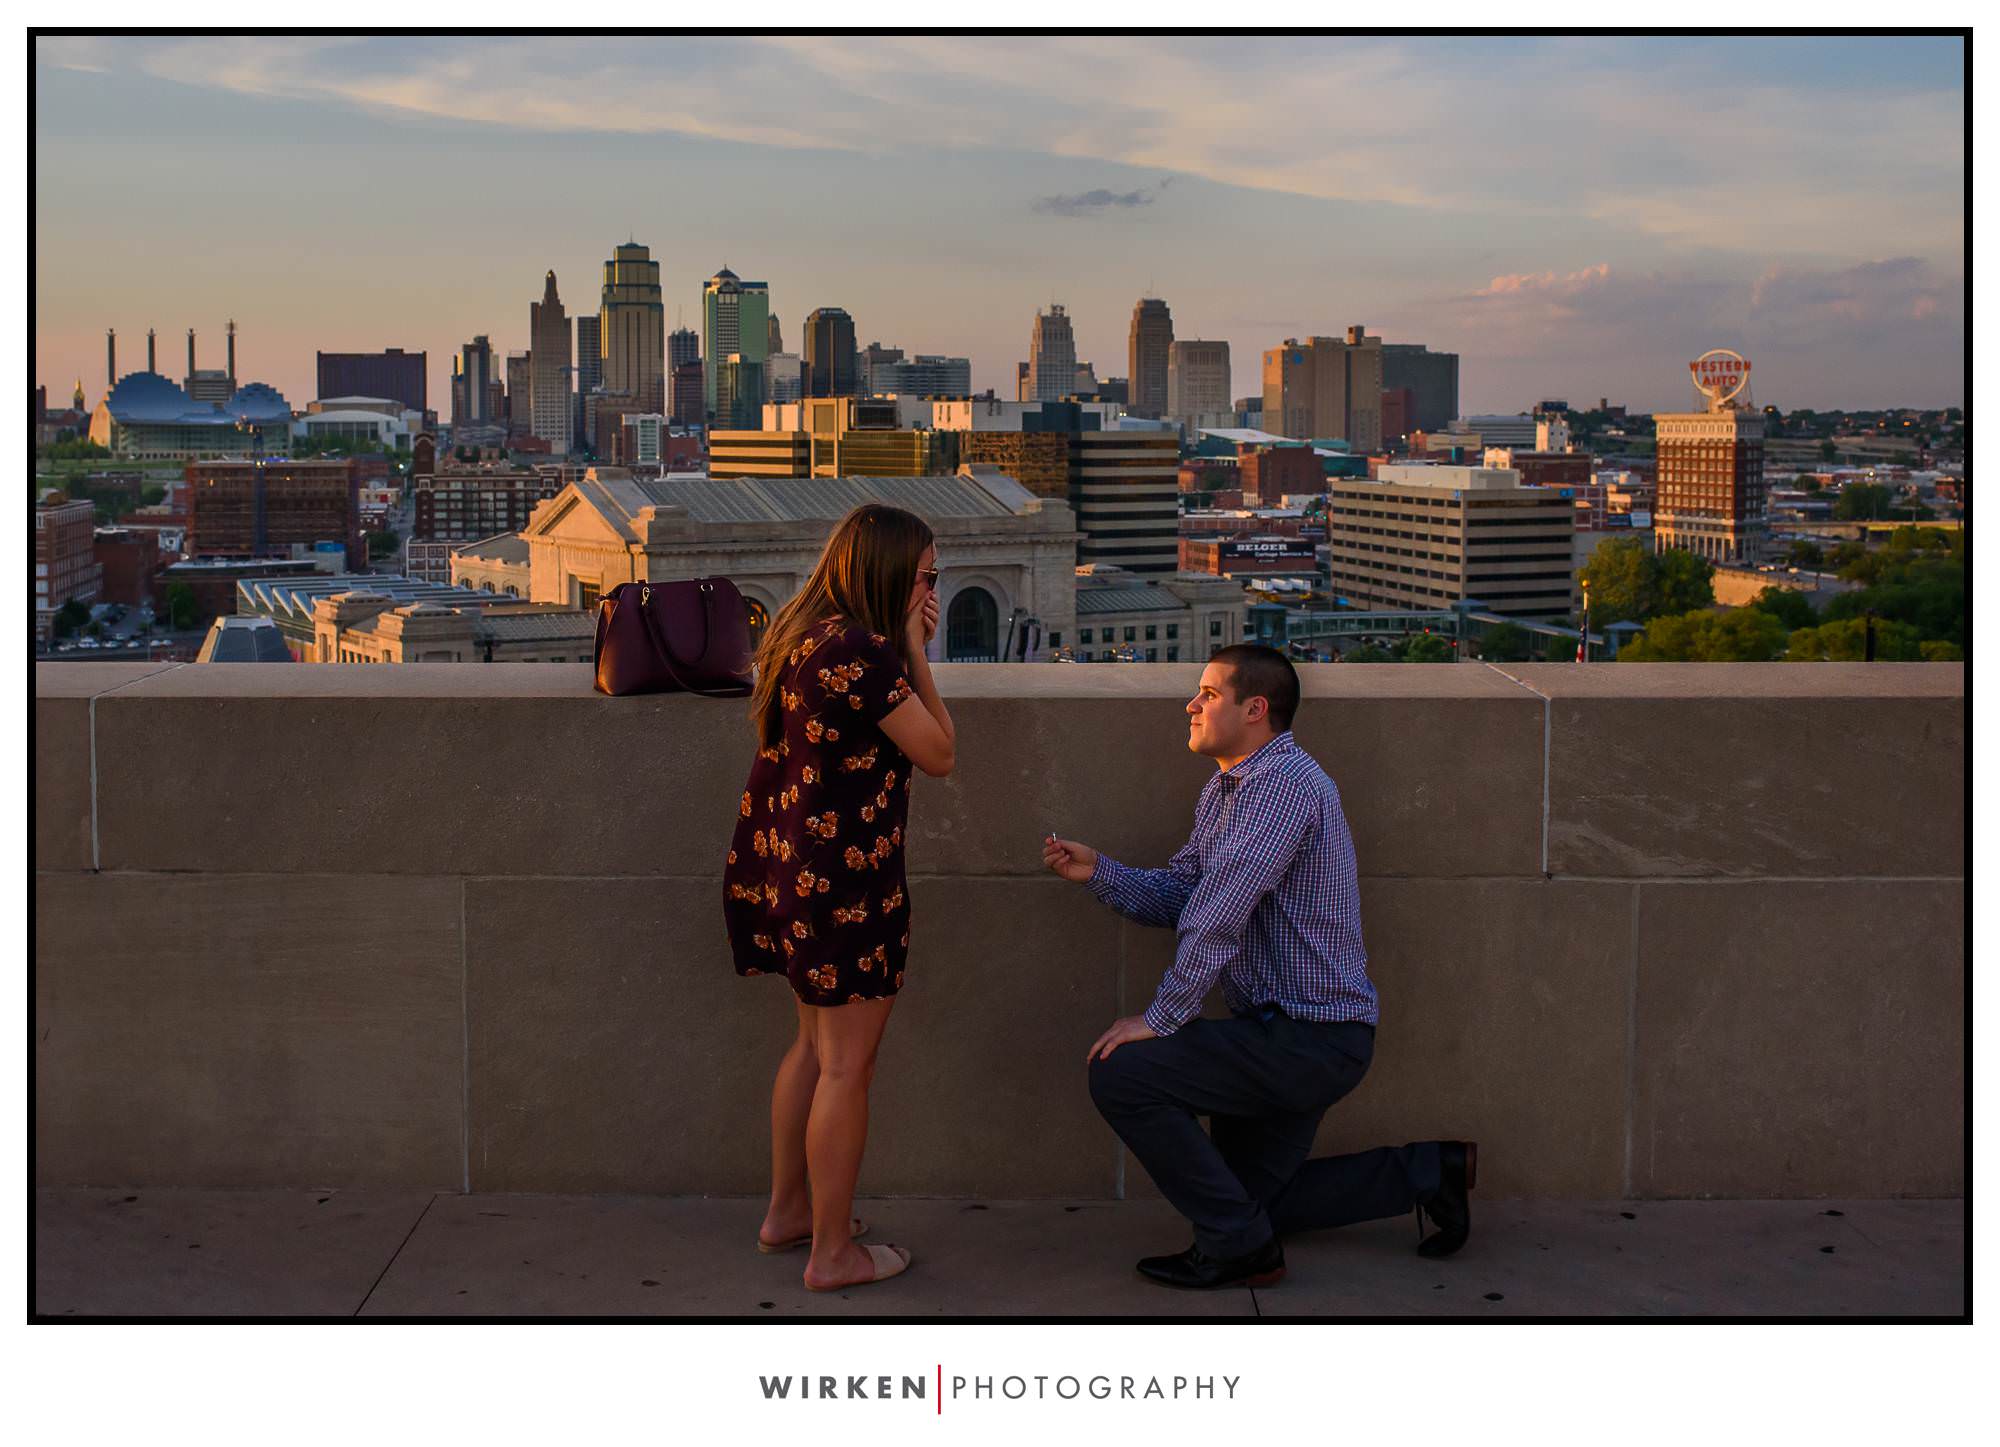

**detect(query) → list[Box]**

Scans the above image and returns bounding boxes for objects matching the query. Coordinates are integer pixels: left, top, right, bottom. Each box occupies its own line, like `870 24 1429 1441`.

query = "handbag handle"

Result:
636 581 751 699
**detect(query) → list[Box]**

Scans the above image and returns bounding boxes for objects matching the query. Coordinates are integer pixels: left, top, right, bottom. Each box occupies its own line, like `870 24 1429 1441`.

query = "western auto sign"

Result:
1690 349 1751 405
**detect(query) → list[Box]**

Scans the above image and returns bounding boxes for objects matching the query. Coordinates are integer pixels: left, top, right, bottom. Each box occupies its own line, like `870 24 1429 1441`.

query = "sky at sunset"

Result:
34 34 1966 418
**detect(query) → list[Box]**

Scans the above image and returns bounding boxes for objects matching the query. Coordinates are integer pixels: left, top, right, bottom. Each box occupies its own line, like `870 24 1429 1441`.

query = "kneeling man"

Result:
1044 645 1475 1290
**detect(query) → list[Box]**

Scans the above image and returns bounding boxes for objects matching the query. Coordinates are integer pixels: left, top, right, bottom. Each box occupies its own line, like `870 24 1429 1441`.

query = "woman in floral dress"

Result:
723 504 955 1292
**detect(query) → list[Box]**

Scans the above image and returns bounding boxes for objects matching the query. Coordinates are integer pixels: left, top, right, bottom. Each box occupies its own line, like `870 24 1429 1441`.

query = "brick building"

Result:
35 494 103 638
93 527 164 607
1240 445 1324 505
186 459 362 566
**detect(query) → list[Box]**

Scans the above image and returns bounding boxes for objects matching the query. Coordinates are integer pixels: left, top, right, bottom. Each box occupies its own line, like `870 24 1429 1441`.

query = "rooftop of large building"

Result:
236 573 522 623
99 371 293 427
550 466 1060 541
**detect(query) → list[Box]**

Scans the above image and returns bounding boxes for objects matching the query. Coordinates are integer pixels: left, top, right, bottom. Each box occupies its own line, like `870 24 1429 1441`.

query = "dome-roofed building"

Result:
89 371 292 460
225 382 293 427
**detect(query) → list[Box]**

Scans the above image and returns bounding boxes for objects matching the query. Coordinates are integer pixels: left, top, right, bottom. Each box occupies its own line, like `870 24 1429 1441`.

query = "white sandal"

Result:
805 1243 911 1292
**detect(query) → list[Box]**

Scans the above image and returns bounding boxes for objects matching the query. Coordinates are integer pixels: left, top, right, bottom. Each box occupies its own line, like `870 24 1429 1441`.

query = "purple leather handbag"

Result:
592 578 754 698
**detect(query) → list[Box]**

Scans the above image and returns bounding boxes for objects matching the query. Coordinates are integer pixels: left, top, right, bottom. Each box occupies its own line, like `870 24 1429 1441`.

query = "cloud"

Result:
1390 256 1961 409
1033 178 1174 217
37 35 1962 264
1472 263 1612 298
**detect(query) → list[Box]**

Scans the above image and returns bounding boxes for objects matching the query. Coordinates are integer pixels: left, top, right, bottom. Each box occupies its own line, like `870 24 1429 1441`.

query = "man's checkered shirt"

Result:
1086 730 1378 1036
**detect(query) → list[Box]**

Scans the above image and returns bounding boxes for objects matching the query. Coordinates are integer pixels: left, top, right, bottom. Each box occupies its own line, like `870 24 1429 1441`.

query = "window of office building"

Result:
1124 627 1136 642
1080 628 1092 644
1145 625 1157 640
1166 623 1178 639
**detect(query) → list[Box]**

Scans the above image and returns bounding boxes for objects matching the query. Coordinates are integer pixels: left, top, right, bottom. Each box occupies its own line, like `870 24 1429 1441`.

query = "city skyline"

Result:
35 35 1965 414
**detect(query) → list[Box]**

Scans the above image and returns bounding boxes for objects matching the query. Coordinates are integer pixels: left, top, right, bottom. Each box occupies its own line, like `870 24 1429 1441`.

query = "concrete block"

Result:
35 694 94 872
1502 664 1966 877
34 663 182 872
465 876 1120 1197
35 873 464 1188
359 1194 1253 1318
93 666 757 876
1119 880 1635 1200
35 1186 433 1317
1630 879 1965 1198
911 674 1543 879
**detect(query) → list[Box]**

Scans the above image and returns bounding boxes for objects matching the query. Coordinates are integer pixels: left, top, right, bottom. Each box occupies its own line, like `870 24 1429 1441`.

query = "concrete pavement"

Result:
34 1190 1964 1318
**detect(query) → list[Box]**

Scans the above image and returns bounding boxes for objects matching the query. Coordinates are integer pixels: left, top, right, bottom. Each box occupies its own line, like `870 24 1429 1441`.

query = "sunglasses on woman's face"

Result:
918 567 941 592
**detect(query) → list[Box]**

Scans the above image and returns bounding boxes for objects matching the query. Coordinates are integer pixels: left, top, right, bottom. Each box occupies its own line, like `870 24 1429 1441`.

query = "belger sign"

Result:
1690 349 1751 405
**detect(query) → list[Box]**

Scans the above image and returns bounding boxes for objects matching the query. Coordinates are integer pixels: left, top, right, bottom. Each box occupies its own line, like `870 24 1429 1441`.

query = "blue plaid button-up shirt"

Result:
1086 730 1377 1036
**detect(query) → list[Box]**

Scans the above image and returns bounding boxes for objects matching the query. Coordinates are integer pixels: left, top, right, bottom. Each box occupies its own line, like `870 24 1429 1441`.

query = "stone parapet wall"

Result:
34 661 1964 1200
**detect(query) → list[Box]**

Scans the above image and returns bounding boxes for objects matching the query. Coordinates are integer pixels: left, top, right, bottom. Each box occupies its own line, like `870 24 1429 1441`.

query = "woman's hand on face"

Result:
908 592 939 658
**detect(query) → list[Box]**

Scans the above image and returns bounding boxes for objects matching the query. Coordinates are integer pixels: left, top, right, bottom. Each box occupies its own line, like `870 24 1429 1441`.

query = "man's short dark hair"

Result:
1209 644 1300 732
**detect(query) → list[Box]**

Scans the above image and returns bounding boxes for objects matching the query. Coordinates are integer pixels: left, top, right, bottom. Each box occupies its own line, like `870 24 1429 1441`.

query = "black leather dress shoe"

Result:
1136 1237 1286 1290
1416 1140 1477 1257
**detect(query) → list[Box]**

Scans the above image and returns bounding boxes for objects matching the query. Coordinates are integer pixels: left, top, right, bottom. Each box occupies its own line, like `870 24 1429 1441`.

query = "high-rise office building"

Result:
1127 299 1173 419
600 241 665 415
803 307 859 398
505 351 533 435
1028 304 1077 403
316 349 426 412
670 361 704 429
1654 360 1767 562
457 336 495 424
702 268 771 418
767 314 784 356
869 354 972 397
715 354 766 430
529 270 574 453
669 325 699 371
711 397 960 479
948 398 1178 573
1380 343 1460 435
766 352 805 404
1167 339 1231 430
575 315 603 395
861 343 903 394
1326 464 1576 618
1261 326 1383 450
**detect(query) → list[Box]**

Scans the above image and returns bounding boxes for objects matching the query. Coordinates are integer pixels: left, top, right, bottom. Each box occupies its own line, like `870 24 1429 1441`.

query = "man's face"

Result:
1186 661 1264 759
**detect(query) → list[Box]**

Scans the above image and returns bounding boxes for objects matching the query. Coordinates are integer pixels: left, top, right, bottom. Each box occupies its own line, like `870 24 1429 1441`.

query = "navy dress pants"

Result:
1087 1007 1442 1260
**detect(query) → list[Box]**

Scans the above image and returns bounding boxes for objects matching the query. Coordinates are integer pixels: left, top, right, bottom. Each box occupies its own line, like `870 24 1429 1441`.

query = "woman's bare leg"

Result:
759 999 820 1246
802 996 896 1289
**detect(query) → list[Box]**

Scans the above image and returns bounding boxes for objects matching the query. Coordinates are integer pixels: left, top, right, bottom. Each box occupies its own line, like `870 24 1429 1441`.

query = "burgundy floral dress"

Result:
724 618 917 1005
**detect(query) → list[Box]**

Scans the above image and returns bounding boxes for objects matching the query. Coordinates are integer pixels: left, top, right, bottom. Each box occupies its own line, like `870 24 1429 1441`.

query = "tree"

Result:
367 528 401 561
1920 640 1964 662
1397 633 1455 664
1826 528 1965 650
1748 586 1817 632
1819 440 1839 462
1654 548 1716 616
141 485 167 506
165 581 197 631
1786 617 1923 662
51 598 90 638
1833 483 1894 521
1347 643 1394 663
1478 621 1533 662
1618 608 1787 662
1579 536 1714 627
1786 539 1824 569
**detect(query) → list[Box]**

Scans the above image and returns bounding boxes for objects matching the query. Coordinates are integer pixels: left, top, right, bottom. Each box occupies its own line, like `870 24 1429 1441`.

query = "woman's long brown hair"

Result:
749 503 934 747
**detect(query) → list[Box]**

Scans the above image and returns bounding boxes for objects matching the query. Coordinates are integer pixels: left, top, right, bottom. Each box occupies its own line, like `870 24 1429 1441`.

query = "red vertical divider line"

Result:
937 1363 942 1414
